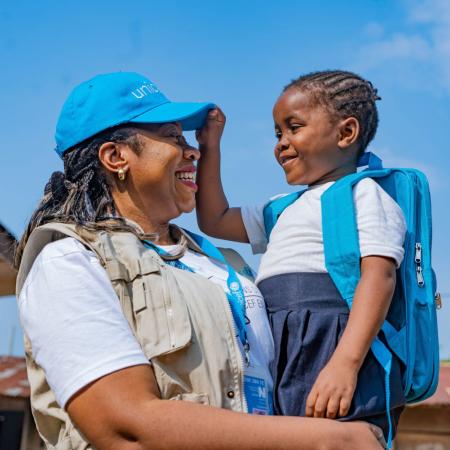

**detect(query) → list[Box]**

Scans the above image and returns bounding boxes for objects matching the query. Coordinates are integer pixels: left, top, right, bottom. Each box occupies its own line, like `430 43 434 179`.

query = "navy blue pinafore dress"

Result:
258 272 405 437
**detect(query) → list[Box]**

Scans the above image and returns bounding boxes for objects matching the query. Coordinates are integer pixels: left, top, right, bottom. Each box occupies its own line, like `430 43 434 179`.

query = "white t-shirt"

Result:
18 237 273 408
241 178 407 284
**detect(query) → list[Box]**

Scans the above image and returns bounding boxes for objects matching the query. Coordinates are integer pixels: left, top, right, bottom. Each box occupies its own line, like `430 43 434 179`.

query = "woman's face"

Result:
119 122 200 223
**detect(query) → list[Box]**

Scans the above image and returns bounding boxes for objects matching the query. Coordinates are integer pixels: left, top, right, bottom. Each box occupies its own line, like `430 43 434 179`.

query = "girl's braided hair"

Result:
15 126 144 268
284 70 381 155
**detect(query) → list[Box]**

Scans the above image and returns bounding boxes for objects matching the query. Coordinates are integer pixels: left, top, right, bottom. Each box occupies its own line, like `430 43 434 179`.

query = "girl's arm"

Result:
195 108 249 242
67 363 383 450
306 255 396 419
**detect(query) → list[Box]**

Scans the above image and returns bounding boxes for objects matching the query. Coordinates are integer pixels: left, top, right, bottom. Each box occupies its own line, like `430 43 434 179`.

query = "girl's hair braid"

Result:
284 70 381 155
15 126 144 268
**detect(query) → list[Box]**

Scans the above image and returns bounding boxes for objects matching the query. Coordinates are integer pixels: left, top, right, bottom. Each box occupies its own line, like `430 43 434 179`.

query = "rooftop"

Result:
0 356 29 399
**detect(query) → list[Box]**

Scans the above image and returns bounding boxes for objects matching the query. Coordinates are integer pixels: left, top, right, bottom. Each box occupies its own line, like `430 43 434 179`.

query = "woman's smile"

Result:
175 165 198 192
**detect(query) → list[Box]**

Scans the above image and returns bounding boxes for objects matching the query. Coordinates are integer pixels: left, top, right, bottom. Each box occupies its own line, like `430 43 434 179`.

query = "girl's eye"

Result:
290 124 302 132
275 131 282 140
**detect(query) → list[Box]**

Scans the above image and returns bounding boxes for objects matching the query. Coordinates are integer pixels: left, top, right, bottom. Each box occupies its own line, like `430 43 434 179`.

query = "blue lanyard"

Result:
142 231 249 361
142 243 195 273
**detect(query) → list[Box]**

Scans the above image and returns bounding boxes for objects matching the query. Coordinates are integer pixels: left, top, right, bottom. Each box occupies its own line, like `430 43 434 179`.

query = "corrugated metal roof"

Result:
0 356 29 399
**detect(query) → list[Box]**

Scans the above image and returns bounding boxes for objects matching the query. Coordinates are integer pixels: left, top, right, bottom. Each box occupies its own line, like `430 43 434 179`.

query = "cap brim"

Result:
131 101 215 131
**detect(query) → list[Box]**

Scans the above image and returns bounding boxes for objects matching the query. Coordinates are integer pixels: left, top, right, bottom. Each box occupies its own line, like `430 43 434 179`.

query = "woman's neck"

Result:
112 198 176 245
149 223 174 245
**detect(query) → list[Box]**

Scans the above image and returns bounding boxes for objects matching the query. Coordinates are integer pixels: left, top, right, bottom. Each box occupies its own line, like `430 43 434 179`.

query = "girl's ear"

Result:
337 117 360 149
98 142 129 178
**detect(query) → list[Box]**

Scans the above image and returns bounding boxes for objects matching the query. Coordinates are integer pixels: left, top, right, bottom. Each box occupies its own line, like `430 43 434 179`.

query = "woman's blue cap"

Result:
55 72 215 157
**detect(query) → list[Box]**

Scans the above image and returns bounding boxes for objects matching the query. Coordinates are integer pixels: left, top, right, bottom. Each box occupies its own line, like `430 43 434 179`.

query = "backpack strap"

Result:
321 168 393 303
262 191 306 239
321 157 397 448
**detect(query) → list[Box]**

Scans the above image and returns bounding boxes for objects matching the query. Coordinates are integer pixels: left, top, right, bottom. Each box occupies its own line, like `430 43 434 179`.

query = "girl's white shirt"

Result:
241 178 407 284
18 237 273 408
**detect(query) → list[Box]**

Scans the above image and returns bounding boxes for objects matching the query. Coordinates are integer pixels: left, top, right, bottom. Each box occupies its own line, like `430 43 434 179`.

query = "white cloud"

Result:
354 0 450 95
363 22 385 39
359 33 431 68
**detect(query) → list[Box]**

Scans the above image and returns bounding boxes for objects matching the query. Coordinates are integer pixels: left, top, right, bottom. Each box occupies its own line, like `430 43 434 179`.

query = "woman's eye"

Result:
166 132 182 142
177 135 187 145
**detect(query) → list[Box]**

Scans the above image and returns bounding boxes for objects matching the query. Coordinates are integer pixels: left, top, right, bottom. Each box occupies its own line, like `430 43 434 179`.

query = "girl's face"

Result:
273 88 356 186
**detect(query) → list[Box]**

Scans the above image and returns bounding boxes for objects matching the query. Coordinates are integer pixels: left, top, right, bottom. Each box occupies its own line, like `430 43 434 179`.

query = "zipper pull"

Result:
435 293 442 309
416 266 425 287
415 243 422 264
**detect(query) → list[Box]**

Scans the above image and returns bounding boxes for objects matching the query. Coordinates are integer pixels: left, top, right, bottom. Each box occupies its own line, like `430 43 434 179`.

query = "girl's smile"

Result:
273 88 358 186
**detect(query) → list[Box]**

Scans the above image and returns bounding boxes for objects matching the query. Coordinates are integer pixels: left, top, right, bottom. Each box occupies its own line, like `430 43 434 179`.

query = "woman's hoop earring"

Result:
118 168 126 181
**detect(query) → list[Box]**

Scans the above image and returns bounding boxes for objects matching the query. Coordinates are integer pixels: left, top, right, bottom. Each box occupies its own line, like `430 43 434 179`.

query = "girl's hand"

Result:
305 354 359 419
195 107 226 150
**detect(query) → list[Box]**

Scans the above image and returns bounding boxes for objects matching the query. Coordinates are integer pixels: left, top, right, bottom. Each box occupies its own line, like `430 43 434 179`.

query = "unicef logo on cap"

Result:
230 281 240 292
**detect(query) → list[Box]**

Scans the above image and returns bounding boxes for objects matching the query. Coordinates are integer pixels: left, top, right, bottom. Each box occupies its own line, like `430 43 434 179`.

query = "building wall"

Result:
394 406 450 450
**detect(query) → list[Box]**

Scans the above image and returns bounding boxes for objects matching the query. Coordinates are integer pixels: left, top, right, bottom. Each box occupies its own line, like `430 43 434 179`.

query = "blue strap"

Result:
321 154 394 447
371 337 393 448
144 232 249 355
263 191 305 238
357 151 383 170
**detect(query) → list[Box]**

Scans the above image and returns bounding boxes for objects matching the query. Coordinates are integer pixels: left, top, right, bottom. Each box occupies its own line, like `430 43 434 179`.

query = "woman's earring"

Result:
118 168 126 181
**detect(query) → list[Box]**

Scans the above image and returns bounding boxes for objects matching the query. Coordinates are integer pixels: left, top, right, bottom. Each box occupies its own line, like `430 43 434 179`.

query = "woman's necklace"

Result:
153 225 189 261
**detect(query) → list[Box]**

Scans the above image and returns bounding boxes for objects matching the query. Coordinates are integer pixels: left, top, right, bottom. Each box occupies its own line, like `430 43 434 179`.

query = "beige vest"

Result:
17 222 250 449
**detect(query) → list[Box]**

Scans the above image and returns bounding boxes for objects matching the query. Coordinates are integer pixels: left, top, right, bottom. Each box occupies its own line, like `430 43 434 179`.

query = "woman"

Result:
15 72 384 449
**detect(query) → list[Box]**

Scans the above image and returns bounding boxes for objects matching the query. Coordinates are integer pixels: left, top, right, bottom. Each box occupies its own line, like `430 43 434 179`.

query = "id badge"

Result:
244 366 274 415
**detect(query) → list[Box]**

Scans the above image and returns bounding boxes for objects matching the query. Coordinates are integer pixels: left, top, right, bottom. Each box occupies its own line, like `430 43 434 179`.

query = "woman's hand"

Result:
195 107 226 150
305 354 359 419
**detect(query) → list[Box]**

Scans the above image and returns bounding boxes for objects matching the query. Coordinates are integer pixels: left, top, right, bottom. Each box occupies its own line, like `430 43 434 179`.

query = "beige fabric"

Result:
17 222 247 449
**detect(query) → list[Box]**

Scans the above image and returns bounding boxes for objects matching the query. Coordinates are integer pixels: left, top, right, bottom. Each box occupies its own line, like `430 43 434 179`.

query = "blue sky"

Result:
1 0 449 357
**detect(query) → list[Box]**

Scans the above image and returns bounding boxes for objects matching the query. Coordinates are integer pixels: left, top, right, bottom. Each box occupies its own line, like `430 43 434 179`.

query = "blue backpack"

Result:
263 152 440 447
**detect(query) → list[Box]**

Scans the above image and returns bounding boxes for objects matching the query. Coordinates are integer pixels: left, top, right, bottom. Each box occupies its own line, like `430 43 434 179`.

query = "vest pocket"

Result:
132 266 192 360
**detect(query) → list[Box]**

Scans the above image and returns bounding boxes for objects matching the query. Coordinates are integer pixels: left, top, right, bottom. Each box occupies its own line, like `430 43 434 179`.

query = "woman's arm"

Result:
67 364 383 450
195 108 249 242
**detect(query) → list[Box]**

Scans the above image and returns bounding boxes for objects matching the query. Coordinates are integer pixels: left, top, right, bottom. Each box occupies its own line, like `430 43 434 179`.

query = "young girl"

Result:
195 70 406 438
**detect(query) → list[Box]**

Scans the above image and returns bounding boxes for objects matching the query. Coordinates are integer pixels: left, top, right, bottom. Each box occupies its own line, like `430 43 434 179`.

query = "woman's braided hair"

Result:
284 70 381 155
15 126 143 268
